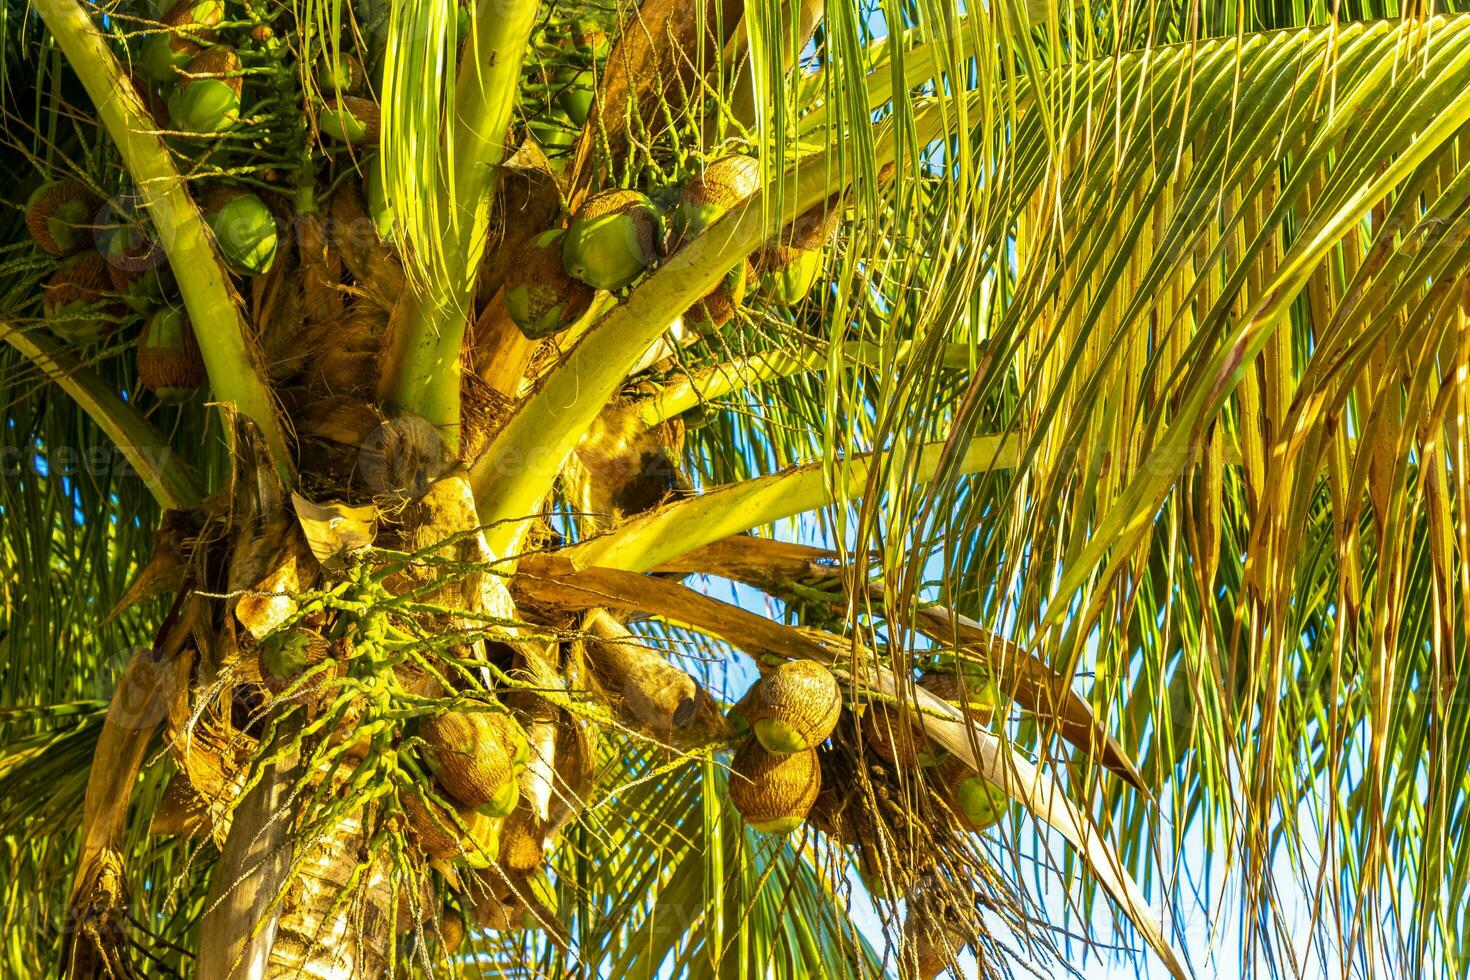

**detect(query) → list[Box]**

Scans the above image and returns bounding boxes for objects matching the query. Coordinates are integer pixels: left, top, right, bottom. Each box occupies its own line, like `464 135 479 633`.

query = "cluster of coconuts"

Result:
401 708 531 870
27 173 278 400
726 660 1011 840
138 0 243 135
503 153 832 341
525 18 607 168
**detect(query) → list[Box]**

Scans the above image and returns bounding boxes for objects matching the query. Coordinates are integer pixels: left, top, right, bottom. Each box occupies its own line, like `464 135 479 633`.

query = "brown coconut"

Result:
419 710 517 812
727 737 821 834
746 659 842 754
136 309 206 394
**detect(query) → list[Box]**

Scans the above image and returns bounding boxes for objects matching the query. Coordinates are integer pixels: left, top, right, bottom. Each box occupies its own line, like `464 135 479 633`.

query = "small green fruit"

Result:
562 189 661 291
203 191 278 275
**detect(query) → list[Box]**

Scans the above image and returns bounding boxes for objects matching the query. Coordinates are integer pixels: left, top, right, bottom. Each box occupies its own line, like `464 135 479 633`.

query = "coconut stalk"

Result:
562 433 1019 574
30 0 293 483
377 0 543 446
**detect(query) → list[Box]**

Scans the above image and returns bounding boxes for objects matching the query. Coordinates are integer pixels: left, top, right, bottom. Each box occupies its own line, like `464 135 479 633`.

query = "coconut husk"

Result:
564 188 660 289
419 710 516 811
676 154 761 227
403 793 495 863
568 406 688 525
137 308 206 394
460 370 513 462
745 659 842 753
903 911 967 980
161 0 222 39
782 195 840 250
727 737 821 833
438 909 466 954
325 95 381 141
26 180 99 256
861 699 945 769
179 46 243 97
917 669 998 726
503 229 596 339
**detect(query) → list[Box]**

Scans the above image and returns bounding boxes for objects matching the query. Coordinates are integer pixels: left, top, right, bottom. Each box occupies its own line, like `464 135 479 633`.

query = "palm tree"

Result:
2 0 1468 975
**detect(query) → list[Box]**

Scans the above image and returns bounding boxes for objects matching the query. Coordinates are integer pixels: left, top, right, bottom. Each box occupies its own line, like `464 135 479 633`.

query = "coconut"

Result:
42 253 119 345
685 259 749 332
25 181 97 257
202 189 278 275
783 198 840 250
746 660 842 754
936 759 1008 832
756 244 823 308
137 307 205 403
439 909 466 955
419 710 519 814
903 912 967 980
529 108 578 161
562 189 662 291
728 737 821 834
168 46 242 134
669 154 761 242
319 95 380 143
918 668 1001 725
104 224 165 296
317 52 366 95
141 0 222 82
505 228 596 339
861 700 943 769
556 67 594 125
403 793 499 863
363 158 395 243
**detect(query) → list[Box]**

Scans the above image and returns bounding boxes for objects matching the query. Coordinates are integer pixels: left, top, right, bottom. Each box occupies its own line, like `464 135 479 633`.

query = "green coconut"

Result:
728 738 821 834
104 224 165 303
669 154 761 243
562 189 662 291
142 34 199 83
317 51 365 94
952 770 1009 831
363 158 395 243
25 181 97 257
748 660 842 754
319 95 380 143
42 253 118 346
168 46 242 134
141 0 222 82
757 245 823 307
203 190 278 275
137 306 206 402
505 229 596 339
556 67 595 125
